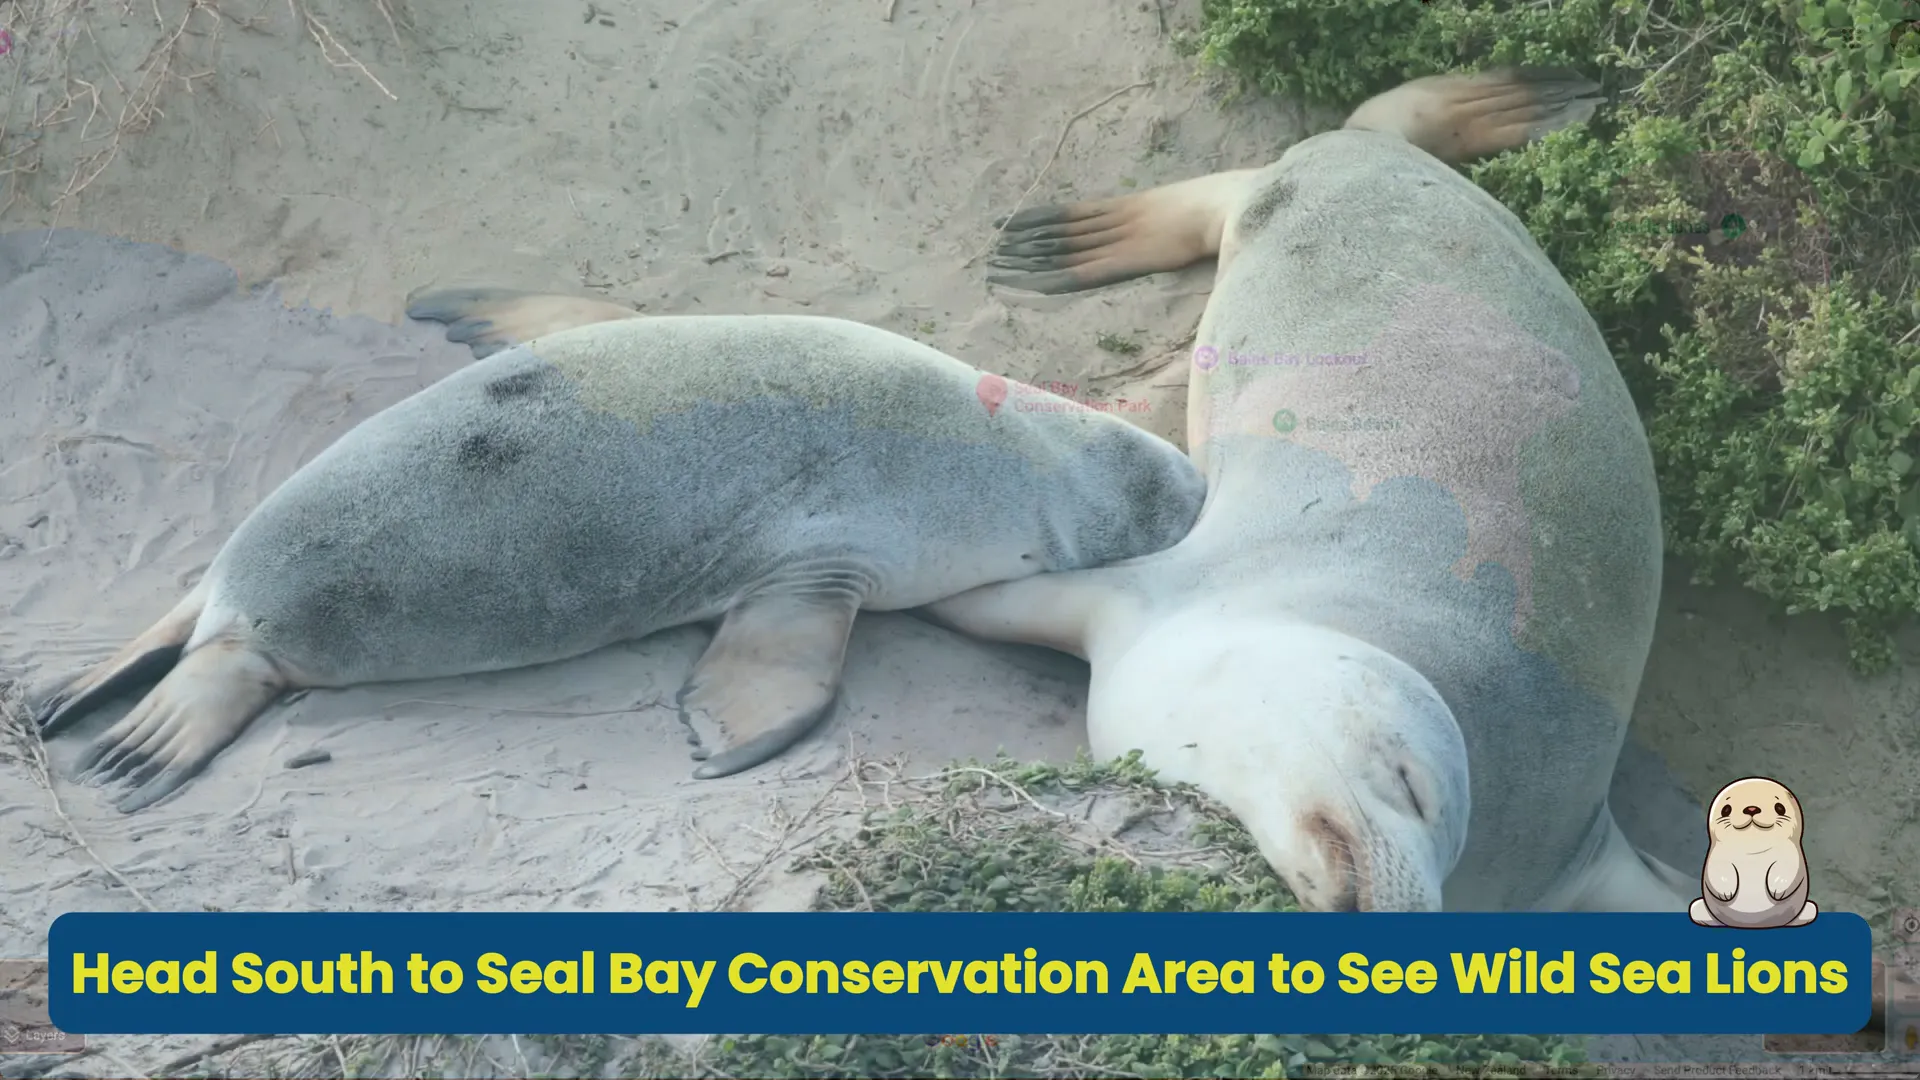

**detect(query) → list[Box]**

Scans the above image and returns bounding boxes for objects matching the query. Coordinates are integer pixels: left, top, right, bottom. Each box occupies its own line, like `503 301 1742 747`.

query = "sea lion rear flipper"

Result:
679 590 861 780
71 632 291 813
985 169 1263 295
33 580 208 737
1343 67 1604 164
404 285 642 359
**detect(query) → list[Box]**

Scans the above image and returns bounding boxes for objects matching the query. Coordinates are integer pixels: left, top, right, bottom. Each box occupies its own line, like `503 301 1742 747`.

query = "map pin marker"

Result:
976 374 1009 418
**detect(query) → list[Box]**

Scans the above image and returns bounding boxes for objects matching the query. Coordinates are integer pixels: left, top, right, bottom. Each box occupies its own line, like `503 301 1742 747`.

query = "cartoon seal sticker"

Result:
1689 776 1820 929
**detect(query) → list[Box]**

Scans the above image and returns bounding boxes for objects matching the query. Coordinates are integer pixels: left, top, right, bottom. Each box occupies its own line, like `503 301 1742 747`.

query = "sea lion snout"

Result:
1300 809 1367 912
1291 800 1459 913
1743 805 1762 815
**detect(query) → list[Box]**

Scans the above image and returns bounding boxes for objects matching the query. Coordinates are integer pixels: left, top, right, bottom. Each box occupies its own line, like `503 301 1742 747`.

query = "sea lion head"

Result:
1089 613 1471 911
1706 776 1804 843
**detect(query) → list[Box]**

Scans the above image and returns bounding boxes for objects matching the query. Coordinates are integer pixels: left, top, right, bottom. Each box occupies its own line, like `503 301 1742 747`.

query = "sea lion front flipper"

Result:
985 169 1263 295
1765 857 1805 901
70 632 291 814
1343 67 1605 164
678 590 861 780
405 285 642 359
1549 818 1696 912
921 569 1135 661
1705 849 1739 901
33 580 208 737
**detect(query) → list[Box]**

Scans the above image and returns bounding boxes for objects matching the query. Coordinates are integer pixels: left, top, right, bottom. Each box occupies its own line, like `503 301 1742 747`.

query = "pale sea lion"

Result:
31 295 1206 812
929 69 1698 911
1689 776 1818 928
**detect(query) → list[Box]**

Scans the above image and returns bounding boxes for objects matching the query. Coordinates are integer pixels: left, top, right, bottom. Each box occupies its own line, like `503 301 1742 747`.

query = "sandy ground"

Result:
1 0 1916 1072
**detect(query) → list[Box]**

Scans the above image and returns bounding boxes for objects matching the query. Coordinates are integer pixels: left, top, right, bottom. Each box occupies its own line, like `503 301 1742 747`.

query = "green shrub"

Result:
1190 0 1920 670
665 753 1596 1079
139 754 1597 1077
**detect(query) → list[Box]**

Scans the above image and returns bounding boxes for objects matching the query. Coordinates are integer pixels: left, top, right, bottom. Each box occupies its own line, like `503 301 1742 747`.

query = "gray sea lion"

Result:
1689 776 1818 928
928 69 1697 911
31 295 1206 812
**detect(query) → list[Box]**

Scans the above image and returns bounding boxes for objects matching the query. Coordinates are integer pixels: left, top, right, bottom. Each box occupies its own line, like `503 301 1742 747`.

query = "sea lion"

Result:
927 68 1697 911
1689 776 1819 928
30 294 1206 812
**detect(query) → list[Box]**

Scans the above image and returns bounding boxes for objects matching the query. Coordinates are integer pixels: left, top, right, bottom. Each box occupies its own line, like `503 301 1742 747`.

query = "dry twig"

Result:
708 771 851 911
0 0 402 223
288 0 395 99
0 687 160 911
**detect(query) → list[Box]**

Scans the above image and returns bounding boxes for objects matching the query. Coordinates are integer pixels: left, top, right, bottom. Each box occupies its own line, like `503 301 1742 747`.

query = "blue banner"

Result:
48 911 1873 1035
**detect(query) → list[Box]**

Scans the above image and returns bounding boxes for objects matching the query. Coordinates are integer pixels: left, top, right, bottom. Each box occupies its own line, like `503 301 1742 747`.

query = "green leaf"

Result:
1835 71 1856 110
1900 483 1920 522
1891 450 1915 477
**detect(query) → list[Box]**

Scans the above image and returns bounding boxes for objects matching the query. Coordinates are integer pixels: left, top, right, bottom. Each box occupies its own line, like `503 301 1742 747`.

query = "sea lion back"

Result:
202 314 1206 682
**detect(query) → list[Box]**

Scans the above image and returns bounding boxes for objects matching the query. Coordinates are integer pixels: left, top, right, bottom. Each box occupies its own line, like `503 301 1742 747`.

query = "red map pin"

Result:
976 373 1009 417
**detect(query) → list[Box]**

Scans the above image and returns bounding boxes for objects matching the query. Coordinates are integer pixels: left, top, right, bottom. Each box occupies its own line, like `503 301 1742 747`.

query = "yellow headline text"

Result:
66 948 1850 1008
